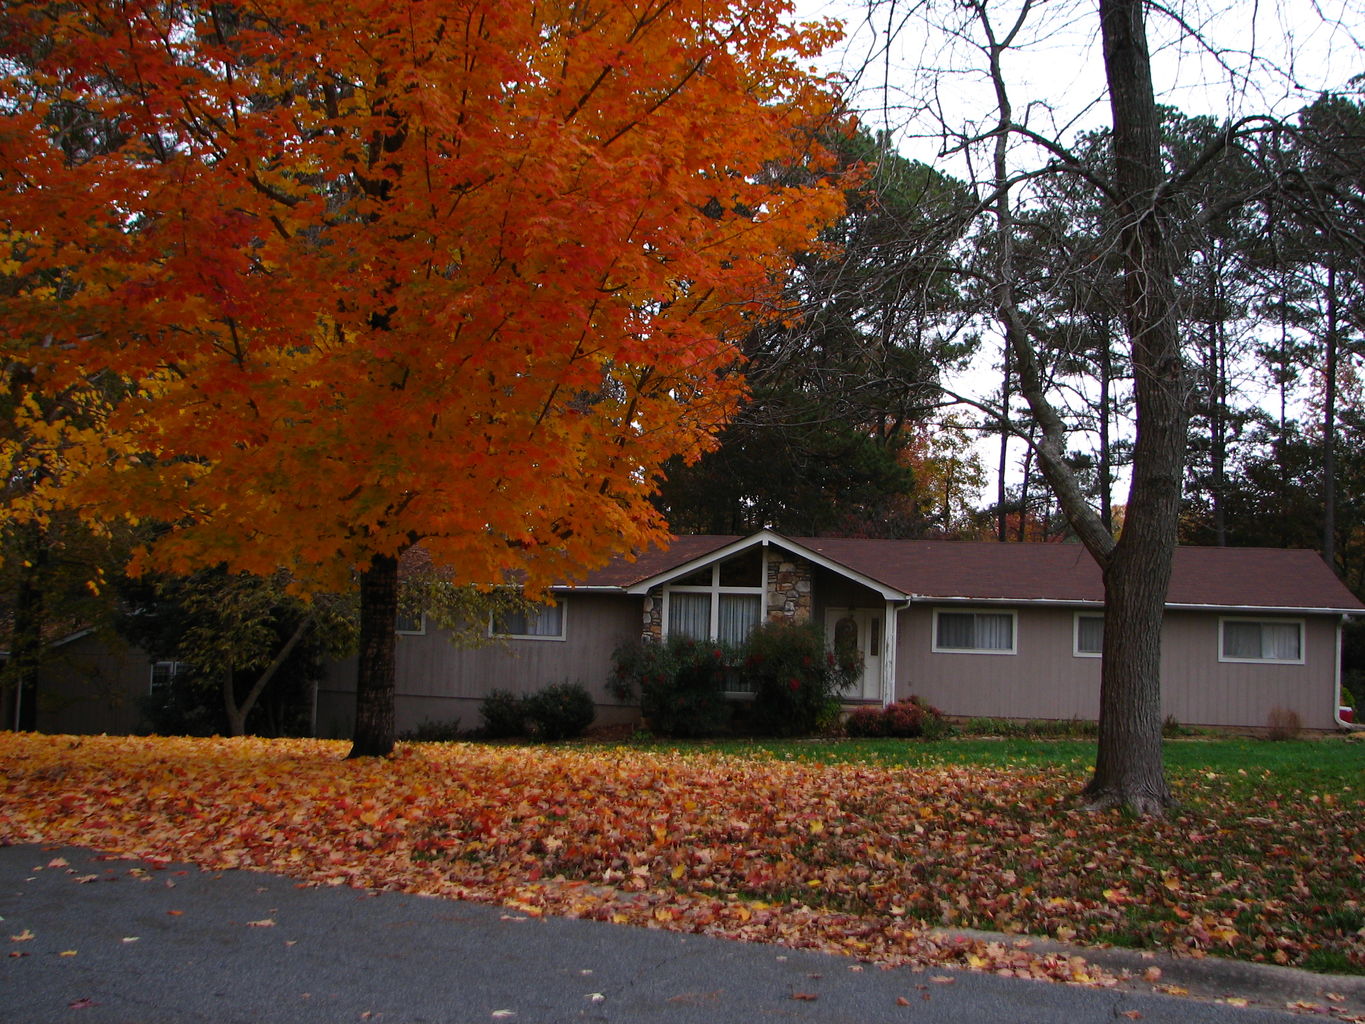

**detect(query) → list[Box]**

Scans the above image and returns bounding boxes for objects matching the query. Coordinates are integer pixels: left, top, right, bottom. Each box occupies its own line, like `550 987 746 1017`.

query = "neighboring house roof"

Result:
569 531 1365 614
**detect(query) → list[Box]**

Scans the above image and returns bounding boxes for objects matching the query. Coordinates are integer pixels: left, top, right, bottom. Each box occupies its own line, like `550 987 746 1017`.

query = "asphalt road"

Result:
1 844 1357 1024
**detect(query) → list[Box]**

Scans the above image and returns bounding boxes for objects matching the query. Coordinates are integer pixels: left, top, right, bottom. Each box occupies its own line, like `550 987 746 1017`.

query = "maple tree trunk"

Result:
1081 0 1183 814
348 554 399 758
8 525 45 731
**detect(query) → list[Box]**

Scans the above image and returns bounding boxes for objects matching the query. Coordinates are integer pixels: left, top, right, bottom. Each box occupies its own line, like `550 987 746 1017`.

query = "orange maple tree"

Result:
0 0 848 753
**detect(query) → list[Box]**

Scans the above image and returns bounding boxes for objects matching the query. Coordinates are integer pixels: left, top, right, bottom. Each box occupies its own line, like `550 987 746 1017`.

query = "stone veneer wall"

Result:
766 550 813 624
642 587 663 641
639 551 815 640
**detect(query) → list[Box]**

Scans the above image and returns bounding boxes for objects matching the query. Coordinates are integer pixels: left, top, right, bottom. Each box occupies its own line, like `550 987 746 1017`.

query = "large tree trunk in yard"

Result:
1087 540 1175 812
1081 0 1186 813
348 553 399 758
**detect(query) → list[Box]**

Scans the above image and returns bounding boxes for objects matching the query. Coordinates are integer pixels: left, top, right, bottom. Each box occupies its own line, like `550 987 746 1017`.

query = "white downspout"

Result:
882 598 911 706
1334 615 1362 730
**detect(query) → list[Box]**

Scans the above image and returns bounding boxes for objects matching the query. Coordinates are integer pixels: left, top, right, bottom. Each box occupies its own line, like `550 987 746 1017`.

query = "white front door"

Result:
825 608 882 701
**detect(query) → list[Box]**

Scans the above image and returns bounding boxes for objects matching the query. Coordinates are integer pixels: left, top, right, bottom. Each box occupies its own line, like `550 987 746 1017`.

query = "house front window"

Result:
149 660 184 694
1219 618 1303 664
493 602 566 641
1074 613 1103 657
932 609 1016 654
662 550 765 645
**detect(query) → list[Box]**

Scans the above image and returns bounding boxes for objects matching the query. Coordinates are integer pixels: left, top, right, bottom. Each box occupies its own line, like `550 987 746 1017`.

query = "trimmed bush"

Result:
479 689 528 739
523 682 596 741
845 696 949 739
611 636 733 737
743 620 854 737
399 718 463 742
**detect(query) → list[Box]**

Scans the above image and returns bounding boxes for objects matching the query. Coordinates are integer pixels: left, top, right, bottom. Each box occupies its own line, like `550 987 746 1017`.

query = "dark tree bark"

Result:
997 352 1012 542
979 0 1181 813
7 522 47 731
1323 257 1339 570
1097 315 1115 534
348 553 399 758
1080 0 1185 813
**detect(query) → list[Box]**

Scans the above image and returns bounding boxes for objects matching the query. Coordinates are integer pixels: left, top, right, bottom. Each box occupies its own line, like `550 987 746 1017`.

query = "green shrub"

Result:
399 718 463 742
479 689 528 739
1341 683 1356 708
611 636 733 737
845 696 948 739
523 682 596 741
742 620 854 737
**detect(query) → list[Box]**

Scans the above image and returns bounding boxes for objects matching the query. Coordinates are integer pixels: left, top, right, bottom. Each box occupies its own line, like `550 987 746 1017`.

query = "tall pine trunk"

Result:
348 553 399 758
1323 257 1338 571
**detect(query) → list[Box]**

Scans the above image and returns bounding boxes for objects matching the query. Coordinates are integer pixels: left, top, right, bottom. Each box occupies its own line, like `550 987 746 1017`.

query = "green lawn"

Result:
627 733 1363 781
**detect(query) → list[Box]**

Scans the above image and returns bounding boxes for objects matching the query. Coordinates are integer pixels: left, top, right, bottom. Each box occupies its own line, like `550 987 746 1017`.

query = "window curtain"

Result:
938 612 1012 650
668 592 711 641
500 605 563 637
526 604 564 637
718 594 761 645
1077 615 1103 654
936 613 975 649
1224 620 1299 660
1223 621 1260 658
1261 622 1300 660
976 613 1012 650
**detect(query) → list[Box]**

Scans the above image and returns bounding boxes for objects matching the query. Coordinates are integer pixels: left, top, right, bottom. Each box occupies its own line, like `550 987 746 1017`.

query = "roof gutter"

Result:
895 595 1365 616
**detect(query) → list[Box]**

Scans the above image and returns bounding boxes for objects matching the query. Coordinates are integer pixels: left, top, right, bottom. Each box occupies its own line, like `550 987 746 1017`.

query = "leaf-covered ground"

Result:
2 734 1362 995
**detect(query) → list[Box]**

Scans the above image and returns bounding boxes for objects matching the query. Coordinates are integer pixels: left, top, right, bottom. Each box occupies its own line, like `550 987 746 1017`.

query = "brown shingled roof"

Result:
576 536 742 588
800 538 1363 611
571 534 1364 613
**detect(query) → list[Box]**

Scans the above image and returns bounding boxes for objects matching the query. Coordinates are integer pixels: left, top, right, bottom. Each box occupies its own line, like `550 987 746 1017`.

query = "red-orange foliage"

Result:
1 0 848 751
3 0 846 584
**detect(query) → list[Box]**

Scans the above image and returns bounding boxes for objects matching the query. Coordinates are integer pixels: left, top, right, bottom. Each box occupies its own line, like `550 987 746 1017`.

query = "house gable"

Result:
622 530 910 601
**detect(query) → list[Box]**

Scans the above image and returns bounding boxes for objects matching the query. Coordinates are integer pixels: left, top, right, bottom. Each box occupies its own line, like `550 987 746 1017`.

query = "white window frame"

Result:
931 608 1017 655
149 660 184 694
660 561 767 645
1073 612 1104 659
1218 617 1304 665
395 611 426 636
490 601 567 642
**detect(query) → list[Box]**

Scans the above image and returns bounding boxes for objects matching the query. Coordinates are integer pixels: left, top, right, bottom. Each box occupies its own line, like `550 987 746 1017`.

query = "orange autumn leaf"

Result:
4 733 1360 989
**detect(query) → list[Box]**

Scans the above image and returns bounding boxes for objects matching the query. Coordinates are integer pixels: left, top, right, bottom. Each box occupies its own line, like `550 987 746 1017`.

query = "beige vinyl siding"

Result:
1158 611 1337 730
894 604 1341 730
317 594 642 738
34 631 152 736
898 605 1101 720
